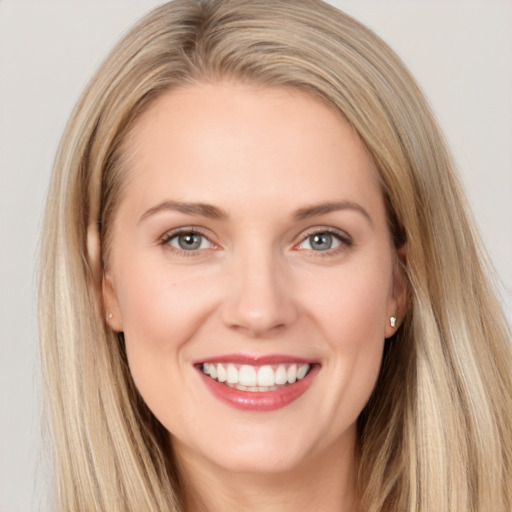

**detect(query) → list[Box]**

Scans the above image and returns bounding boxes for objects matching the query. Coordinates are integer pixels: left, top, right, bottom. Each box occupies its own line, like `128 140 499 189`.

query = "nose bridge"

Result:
221 240 297 336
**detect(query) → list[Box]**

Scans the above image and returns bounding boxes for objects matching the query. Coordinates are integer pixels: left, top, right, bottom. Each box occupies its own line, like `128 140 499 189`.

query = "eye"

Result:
164 231 214 251
296 229 352 253
301 232 339 251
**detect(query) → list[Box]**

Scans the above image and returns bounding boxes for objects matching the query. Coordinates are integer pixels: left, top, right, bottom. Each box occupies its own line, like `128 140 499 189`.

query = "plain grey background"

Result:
1 1 511 510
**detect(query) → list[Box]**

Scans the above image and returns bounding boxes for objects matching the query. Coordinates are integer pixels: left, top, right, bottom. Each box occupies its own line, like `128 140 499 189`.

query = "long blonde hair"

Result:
39 1 512 510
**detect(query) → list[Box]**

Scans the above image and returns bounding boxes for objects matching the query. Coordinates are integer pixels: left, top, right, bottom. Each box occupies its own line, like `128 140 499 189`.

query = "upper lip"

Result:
195 353 318 366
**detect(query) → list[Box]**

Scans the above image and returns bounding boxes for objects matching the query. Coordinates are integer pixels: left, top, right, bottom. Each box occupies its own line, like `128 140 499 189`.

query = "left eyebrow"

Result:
139 200 228 223
292 201 373 226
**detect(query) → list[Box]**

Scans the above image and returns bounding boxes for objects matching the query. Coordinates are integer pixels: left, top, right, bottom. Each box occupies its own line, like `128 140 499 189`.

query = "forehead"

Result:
119 82 383 219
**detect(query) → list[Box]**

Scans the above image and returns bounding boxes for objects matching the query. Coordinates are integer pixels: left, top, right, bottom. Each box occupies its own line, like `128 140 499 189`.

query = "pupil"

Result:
178 233 201 250
311 233 332 251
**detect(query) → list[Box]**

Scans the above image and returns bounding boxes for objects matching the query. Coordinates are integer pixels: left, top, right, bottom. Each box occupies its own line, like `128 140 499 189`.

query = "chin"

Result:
175 418 332 477
206 442 310 475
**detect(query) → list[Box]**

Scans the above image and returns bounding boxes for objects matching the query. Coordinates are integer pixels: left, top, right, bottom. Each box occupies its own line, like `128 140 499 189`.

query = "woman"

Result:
39 0 512 510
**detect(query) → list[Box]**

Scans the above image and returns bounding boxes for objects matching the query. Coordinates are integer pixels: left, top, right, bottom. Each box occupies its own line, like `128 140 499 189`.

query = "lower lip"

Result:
198 365 319 412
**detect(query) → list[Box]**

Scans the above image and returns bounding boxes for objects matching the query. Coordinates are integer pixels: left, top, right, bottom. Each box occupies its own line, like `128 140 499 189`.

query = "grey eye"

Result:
308 233 334 251
169 232 210 251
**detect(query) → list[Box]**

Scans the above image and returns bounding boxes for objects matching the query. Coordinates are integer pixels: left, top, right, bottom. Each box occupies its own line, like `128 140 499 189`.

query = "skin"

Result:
103 82 407 512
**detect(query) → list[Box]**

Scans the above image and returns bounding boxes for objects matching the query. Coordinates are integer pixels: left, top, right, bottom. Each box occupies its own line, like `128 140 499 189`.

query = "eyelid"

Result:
158 225 352 255
159 226 219 252
294 226 353 252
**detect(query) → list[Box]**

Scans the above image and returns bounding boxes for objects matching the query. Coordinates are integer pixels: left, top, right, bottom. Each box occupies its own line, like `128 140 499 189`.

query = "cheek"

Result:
117 257 218 337
303 254 392 347
114 261 219 395
299 256 392 422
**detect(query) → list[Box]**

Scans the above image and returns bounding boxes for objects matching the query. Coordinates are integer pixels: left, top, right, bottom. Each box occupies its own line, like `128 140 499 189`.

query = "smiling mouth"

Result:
200 362 312 392
197 357 319 411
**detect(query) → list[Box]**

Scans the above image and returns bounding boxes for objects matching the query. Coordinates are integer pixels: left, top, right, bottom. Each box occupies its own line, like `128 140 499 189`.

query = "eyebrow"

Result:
139 200 228 222
139 199 372 225
293 201 373 226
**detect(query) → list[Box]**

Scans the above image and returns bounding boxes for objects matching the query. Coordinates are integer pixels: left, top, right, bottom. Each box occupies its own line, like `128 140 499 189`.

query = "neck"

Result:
173 436 360 512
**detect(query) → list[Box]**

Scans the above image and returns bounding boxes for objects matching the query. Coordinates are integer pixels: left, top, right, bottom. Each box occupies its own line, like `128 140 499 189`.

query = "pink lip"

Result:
197 359 320 412
197 353 314 366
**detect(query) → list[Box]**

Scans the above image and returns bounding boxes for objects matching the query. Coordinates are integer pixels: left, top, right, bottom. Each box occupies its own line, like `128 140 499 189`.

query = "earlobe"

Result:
102 273 124 332
385 246 409 338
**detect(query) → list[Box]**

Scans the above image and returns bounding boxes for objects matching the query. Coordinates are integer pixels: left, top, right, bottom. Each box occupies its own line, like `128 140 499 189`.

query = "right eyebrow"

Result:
293 200 373 227
139 200 228 223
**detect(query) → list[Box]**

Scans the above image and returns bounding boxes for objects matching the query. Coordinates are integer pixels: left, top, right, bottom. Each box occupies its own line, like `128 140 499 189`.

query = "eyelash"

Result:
159 227 353 256
160 227 216 256
295 227 353 256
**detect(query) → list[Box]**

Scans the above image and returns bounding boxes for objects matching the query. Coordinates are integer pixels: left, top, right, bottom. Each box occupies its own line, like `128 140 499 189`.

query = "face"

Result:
103 83 406 477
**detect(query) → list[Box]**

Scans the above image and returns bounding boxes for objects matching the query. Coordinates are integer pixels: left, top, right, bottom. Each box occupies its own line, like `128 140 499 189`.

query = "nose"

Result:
221 248 299 337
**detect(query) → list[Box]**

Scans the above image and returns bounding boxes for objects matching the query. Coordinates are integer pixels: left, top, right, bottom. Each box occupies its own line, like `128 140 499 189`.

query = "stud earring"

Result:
390 316 397 328
106 313 113 322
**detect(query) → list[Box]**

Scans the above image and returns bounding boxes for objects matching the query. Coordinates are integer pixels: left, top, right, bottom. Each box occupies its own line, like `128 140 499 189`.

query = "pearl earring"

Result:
390 316 397 328
106 313 113 322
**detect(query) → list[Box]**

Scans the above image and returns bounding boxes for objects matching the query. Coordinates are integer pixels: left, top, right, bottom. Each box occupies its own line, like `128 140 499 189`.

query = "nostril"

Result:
221 287 298 336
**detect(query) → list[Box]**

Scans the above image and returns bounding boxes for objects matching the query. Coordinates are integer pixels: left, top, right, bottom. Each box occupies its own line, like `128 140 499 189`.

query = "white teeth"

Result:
257 365 275 387
239 365 257 386
287 364 297 383
297 363 309 380
201 362 311 389
217 364 227 382
275 365 288 385
226 363 238 384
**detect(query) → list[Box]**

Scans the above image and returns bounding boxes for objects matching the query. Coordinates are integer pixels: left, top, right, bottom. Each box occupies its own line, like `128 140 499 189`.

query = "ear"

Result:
102 272 124 332
385 246 409 338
